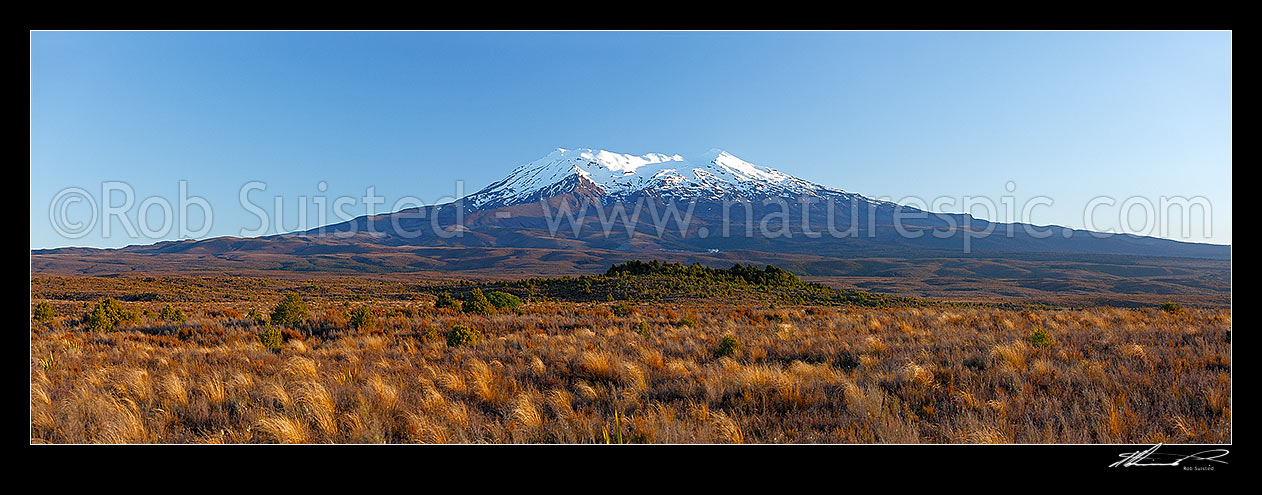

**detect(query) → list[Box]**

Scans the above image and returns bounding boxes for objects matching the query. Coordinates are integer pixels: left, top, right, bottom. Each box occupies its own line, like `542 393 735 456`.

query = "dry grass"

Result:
30 275 1231 444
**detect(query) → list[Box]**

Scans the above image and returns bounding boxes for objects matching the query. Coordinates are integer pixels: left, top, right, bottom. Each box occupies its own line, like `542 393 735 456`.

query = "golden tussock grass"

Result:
30 275 1231 444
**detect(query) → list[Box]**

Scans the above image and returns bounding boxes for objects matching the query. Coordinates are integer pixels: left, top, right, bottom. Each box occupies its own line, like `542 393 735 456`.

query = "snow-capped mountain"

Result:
34 145 1230 279
463 148 855 209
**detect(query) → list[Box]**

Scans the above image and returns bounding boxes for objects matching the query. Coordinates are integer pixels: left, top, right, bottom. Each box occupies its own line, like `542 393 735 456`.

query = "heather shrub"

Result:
271 294 309 327
446 324 482 347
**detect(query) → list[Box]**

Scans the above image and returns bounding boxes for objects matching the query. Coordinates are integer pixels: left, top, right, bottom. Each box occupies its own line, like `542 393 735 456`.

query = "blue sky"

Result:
30 31 1231 249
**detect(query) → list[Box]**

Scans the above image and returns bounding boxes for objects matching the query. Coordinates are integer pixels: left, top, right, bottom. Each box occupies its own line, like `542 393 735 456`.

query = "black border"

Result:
26 9 1235 31
22 443 1236 480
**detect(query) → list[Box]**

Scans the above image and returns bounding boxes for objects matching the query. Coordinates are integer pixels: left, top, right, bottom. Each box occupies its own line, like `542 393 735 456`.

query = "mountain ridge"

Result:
32 146 1230 294
463 147 864 210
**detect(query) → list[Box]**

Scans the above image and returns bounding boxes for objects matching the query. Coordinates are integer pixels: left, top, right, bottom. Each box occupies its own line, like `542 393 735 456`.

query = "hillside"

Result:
31 147 1230 305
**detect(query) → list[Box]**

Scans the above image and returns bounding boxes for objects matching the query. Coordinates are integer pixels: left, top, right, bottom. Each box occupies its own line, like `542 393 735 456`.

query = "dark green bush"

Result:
420 323 440 342
717 335 743 357
159 304 186 324
612 302 635 317
1159 302 1184 313
605 260 800 286
446 324 482 347
430 261 912 308
1029 327 1054 348
434 293 461 310
85 298 134 332
271 294 309 327
486 291 522 310
33 301 54 323
258 323 283 352
676 315 698 328
348 305 376 331
462 289 495 315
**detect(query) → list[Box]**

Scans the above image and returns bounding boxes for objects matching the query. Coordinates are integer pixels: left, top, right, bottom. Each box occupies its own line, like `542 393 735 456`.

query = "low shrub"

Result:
271 294 309 327
85 298 135 332
1029 327 1054 348
434 293 461 310
462 289 495 316
391 306 418 318
612 302 635 317
446 324 483 347
716 335 743 357
486 291 522 311
258 324 283 352
420 322 440 342
159 304 186 324
33 301 54 323
348 306 377 331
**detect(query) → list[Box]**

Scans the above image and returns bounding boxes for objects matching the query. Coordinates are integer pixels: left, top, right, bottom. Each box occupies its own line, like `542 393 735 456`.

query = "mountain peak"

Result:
462 147 842 209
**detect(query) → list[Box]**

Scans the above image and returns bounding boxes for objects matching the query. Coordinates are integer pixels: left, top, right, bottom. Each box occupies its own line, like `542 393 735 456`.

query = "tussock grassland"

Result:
30 275 1230 444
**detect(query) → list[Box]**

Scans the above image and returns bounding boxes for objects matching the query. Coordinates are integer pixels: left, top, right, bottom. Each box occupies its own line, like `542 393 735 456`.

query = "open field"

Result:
30 270 1231 444
31 246 1231 307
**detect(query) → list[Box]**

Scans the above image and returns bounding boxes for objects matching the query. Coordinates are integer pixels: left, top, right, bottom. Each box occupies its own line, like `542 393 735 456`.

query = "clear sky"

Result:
30 31 1231 249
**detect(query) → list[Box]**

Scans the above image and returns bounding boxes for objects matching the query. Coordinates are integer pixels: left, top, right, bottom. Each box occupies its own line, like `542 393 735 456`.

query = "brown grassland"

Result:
30 273 1230 444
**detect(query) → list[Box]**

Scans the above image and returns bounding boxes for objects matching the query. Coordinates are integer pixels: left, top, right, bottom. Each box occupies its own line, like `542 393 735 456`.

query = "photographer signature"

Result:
1110 444 1230 468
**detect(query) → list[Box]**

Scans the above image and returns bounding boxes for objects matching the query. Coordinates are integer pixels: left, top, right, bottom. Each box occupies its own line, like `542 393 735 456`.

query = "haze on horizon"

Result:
30 31 1231 250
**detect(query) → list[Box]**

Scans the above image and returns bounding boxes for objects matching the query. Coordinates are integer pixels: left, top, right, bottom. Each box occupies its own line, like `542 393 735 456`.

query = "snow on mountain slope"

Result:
464 147 855 209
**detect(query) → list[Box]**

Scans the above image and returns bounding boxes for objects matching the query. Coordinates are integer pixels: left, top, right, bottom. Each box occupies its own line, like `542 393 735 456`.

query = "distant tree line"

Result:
416 260 915 307
604 260 800 286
